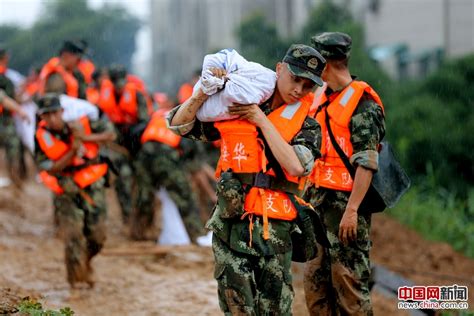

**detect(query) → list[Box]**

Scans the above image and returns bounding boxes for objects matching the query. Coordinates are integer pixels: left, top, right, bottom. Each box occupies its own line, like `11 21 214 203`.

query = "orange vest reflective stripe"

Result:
98 79 138 124
78 59 95 85
312 81 384 191
177 83 193 104
309 84 328 118
141 110 181 148
39 57 79 97
215 93 314 227
36 116 108 194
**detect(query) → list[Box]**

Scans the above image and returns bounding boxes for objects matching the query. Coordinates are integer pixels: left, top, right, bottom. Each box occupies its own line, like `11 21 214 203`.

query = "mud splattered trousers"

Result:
132 142 203 241
304 203 373 316
54 179 107 287
212 236 294 315
107 148 134 223
0 115 26 185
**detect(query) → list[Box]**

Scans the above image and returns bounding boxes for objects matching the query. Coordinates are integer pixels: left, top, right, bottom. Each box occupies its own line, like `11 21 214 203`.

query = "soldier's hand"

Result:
208 67 227 79
228 103 266 126
71 138 82 151
69 122 85 140
338 207 358 245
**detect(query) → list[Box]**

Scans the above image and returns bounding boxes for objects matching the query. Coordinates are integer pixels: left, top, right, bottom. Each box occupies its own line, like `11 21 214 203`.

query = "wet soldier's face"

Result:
40 109 65 131
276 62 316 104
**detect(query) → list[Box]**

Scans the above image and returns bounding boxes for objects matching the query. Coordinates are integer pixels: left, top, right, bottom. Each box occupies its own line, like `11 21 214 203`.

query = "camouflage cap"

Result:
311 32 352 60
60 40 85 56
37 93 62 115
108 64 128 88
282 44 326 87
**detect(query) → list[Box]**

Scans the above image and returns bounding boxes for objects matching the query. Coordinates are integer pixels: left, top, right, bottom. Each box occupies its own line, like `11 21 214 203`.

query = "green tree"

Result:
0 0 140 74
389 54 474 194
236 12 289 69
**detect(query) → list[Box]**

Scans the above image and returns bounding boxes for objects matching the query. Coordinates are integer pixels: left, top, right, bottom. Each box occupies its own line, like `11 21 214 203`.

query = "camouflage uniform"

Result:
106 89 150 223
303 32 386 316
167 44 325 315
35 115 113 287
0 75 25 185
132 137 204 241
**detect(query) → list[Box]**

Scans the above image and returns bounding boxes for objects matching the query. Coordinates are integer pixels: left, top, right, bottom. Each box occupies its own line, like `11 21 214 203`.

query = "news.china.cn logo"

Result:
397 285 469 310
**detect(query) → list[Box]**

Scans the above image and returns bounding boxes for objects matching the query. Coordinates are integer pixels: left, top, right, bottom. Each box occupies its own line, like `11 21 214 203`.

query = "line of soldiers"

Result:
0 39 215 289
1 31 385 315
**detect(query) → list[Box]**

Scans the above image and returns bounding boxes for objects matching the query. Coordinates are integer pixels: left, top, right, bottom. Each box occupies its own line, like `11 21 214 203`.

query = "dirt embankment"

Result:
1 173 473 315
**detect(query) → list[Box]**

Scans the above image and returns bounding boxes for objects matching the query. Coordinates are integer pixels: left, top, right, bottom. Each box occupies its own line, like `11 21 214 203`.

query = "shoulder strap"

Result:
325 107 356 179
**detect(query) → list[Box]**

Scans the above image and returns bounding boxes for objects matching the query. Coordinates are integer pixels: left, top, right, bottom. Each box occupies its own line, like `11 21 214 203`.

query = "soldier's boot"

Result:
85 261 96 288
66 258 89 289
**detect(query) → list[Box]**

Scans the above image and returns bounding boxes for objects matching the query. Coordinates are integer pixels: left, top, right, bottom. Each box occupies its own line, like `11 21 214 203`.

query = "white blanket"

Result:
157 187 191 245
195 49 276 122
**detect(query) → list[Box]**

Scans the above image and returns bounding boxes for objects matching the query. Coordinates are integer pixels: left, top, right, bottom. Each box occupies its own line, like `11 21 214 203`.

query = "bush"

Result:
17 299 74 316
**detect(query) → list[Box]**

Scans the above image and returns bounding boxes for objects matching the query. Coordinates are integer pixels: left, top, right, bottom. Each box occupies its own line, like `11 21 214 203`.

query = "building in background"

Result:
149 0 474 92
361 0 474 79
150 0 318 94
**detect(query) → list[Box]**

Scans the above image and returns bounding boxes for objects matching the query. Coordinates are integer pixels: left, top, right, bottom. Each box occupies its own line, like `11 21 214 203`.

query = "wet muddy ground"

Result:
1 157 473 315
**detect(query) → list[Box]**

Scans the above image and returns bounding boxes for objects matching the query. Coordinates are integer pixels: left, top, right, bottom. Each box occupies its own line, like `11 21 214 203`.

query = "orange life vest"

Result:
39 57 79 97
311 80 384 191
141 109 181 148
86 86 100 105
98 79 138 124
78 59 96 85
127 74 154 115
24 81 40 98
214 93 314 239
36 116 108 195
177 83 193 104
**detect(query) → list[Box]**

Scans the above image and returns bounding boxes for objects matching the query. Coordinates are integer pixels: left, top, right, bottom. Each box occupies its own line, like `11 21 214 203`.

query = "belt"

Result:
235 172 303 197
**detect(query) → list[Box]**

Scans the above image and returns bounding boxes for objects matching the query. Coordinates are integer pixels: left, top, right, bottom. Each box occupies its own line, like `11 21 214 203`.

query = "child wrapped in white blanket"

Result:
195 49 276 122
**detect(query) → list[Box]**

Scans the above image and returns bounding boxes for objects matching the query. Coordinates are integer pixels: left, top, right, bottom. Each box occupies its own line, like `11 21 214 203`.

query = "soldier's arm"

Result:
166 90 220 142
72 119 116 143
0 89 30 122
34 136 79 173
291 116 322 176
342 98 385 227
170 88 208 130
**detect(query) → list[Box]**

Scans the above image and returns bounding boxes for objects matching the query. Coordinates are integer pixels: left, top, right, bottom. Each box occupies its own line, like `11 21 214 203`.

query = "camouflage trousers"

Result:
54 179 107 287
107 148 134 223
304 203 373 316
212 235 294 316
132 142 203 241
0 115 26 185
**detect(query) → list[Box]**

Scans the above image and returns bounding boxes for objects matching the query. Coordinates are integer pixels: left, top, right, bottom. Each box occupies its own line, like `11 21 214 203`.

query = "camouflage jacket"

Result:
167 98 322 256
305 83 386 211
112 91 150 155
